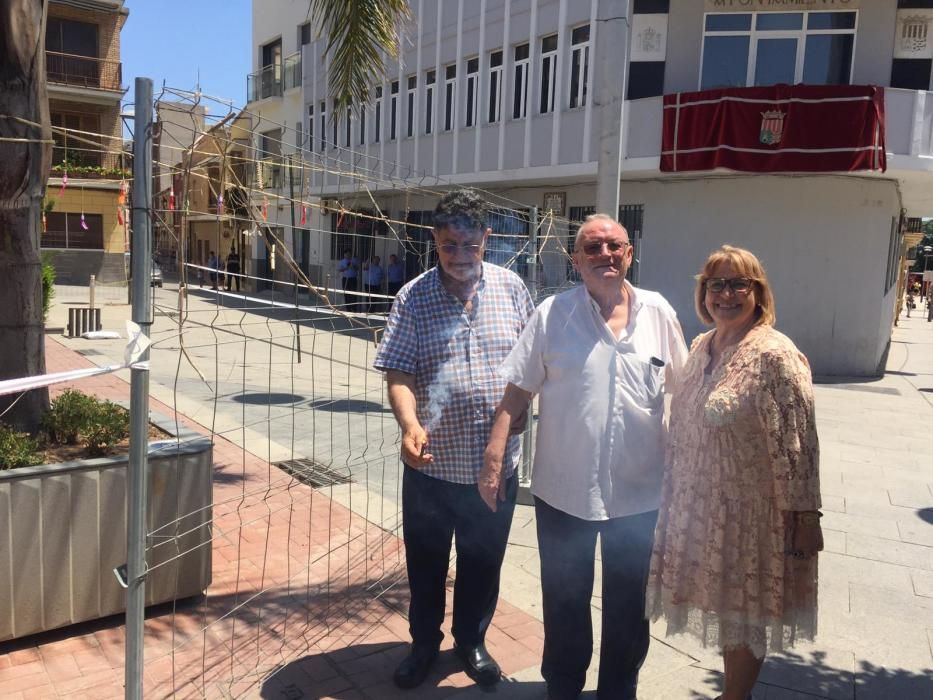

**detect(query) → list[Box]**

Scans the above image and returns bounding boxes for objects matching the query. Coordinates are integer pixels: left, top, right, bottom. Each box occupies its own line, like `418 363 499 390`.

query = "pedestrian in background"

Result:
387 253 405 297
364 255 384 312
337 249 360 311
647 245 822 700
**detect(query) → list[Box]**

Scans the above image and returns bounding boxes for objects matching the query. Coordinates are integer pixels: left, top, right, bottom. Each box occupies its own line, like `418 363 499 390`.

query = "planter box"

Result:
0 417 212 642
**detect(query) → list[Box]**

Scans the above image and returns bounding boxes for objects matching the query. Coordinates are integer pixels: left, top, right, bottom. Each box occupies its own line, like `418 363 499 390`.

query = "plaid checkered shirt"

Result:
374 262 535 484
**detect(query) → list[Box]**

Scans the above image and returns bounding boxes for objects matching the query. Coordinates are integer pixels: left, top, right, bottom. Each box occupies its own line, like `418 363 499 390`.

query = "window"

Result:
374 87 382 143
539 34 558 114
345 106 352 147
298 22 311 47
444 64 457 131
43 212 104 250
425 70 436 134
359 103 367 145
390 80 399 140
407 75 417 137
296 121 303 149
260 128 282 188
51 111 100 166
308 104 315 153
319 101 326 151
486 208 529 276
513 43 529 119
700 11 856 90
465 57 479 127
569 25 590 109
208 166 221 209
488 50 503 123
46 17 98 57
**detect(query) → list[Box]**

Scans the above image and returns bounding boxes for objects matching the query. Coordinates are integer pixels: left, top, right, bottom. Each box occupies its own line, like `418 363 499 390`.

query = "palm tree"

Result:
309 0 412 112
0 0 53 432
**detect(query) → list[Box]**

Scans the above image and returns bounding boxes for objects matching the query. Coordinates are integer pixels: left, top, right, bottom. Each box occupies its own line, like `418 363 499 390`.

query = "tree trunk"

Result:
0 0 52 432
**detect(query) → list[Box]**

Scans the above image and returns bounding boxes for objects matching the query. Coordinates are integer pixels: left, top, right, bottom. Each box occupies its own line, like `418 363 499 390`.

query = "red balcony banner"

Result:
660 84 886 174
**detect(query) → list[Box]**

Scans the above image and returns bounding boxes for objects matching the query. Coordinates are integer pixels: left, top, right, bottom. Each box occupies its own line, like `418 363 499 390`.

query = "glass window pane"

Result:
515 43 529 61
542 34 558 53
754 38 797 87
491 50 503 67
705 14 751 32
756 13 803 31
572 25 589 44
803 34 853 85
808 12 856 30
700 36 750 89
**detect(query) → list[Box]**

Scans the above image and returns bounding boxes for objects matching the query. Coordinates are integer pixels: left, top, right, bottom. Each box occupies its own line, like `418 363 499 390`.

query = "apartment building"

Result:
254 0 933 375
43 0 129 285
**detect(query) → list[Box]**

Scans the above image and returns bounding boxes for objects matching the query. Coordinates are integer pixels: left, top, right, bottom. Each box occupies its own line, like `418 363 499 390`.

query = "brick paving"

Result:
0 337 544 699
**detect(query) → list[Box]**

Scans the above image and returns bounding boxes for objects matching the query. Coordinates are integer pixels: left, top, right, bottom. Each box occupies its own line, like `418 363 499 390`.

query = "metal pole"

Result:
126 76 153 700
89 274 96 310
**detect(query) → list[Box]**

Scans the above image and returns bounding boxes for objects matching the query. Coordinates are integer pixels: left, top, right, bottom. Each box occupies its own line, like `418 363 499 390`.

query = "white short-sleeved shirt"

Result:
499 283 687 520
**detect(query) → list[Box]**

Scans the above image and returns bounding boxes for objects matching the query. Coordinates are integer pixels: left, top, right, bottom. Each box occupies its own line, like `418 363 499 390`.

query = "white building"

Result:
250 0 933 376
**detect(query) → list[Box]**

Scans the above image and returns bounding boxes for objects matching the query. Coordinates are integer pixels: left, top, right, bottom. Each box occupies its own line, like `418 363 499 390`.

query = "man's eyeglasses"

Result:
704 277 755 294
581 241 629 257
436 243 484 254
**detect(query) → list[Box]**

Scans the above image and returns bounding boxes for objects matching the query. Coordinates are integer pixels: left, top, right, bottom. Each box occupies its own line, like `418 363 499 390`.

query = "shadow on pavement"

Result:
687 650 933 700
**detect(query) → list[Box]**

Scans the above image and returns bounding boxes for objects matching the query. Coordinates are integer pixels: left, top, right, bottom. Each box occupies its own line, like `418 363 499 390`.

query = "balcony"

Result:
247 52 301 103
46 51 122 92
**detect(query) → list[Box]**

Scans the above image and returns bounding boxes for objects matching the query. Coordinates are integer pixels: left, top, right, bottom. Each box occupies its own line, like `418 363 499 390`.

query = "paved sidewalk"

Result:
3 284 931 698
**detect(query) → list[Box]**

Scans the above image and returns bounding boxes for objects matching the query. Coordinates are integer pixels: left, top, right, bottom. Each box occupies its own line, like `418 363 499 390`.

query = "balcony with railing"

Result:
247 52 301 103
46 51 123 92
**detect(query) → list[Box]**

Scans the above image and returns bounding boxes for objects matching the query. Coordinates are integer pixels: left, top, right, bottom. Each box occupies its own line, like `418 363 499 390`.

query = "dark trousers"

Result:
341 276 358 311
387 281 403 297
225 268 240 291
535 497 658 700
402 465 517 650
364 283 381 312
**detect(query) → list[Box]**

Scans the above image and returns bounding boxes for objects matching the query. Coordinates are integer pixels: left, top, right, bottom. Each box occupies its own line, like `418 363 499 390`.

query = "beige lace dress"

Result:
646 325 820 658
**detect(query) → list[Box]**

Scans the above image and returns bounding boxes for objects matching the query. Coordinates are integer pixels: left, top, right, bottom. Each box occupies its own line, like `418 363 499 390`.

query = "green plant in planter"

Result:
42 389 98 444
0 424 42 470
83 400 130 456
41 252 56 321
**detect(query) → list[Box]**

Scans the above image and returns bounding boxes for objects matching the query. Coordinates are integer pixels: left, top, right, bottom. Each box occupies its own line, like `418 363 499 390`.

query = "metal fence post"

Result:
126 76 153 700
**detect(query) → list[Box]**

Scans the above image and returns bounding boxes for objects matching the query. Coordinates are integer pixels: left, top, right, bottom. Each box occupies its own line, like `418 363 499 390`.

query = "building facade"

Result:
252 0 933 375
43 0 129 285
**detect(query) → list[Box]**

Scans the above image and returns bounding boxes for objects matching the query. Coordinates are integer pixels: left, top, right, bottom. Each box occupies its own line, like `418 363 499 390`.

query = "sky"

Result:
121 1 251 114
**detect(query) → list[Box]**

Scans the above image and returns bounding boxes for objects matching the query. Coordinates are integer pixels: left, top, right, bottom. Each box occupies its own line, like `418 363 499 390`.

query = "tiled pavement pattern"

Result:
0 335 541 699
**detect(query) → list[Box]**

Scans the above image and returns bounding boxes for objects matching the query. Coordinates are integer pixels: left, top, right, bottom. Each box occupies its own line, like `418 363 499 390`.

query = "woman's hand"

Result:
789 511 824 559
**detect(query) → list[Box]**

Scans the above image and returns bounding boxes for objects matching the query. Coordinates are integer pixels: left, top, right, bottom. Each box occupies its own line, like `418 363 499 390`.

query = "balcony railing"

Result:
247 52 301 102
46 51 122 91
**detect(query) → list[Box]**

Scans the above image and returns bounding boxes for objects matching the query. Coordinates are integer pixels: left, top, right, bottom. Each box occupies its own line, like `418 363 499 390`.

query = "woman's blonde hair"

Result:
695 245 776 326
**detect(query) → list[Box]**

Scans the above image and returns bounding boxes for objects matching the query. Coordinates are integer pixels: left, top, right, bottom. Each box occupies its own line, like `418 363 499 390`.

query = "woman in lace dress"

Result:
646 246 823 700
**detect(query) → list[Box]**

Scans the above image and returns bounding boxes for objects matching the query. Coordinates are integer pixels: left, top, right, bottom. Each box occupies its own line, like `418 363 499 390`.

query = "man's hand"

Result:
401 424 433 468
478 452 506 512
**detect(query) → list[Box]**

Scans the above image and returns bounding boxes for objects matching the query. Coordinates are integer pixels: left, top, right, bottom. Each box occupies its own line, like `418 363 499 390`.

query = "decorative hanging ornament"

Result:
299 205 307 226
262 197 268 221
42 211 47 233
117 207 125 226
216 194 224 215
117 180 127 206
80 213 89 231
59 168 68 196
169 188 176 211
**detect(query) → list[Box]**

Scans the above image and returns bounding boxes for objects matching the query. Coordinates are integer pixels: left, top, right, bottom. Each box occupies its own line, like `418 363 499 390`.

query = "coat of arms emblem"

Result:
760 110 785 145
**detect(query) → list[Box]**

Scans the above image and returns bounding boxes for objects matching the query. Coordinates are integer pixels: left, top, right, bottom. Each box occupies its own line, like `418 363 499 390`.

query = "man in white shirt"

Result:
482 214 687 700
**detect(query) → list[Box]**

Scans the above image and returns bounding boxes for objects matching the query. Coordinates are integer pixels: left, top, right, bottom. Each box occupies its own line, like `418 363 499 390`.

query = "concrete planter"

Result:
0 417 212 642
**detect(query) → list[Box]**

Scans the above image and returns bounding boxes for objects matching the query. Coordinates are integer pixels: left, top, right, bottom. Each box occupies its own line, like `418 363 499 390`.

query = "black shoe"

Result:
393 644 438 689
454 642 501 687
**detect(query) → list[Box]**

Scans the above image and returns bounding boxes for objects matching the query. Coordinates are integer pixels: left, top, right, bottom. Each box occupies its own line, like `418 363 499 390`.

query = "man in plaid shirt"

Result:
374 190 534 689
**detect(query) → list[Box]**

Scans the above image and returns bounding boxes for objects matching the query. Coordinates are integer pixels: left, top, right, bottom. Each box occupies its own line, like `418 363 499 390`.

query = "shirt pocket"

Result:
618 354 665 412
